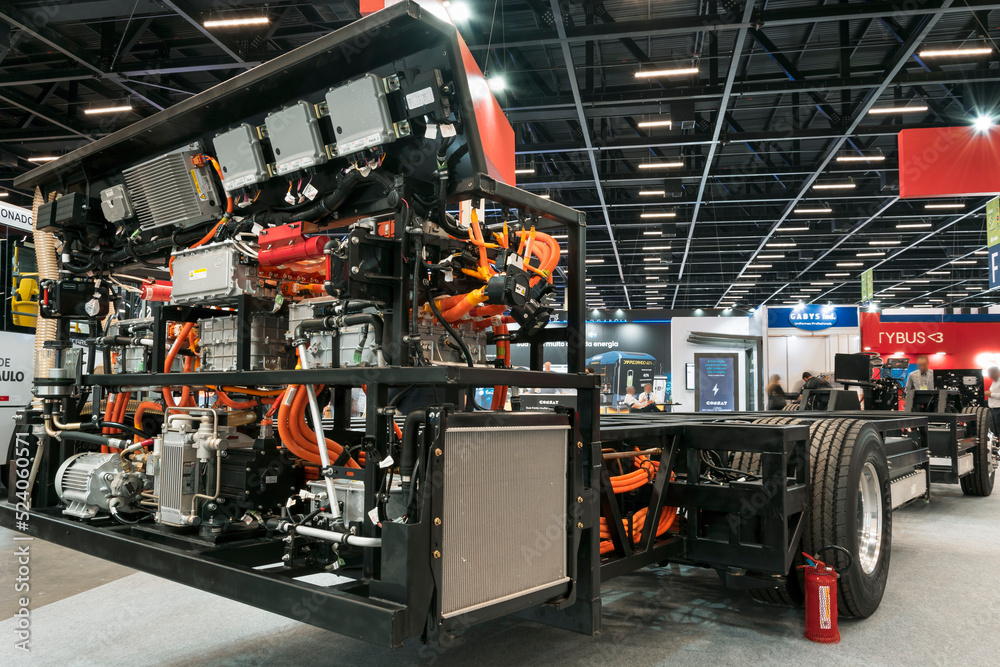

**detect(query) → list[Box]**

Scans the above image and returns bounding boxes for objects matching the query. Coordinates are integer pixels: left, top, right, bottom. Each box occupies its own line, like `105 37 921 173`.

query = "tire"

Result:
806 419 892 618
782 403 800 411
737 418 892 617
960 406 996 497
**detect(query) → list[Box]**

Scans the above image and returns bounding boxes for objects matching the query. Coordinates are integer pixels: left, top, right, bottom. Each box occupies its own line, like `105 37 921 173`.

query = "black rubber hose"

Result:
340 314 383 358
100 227 206 265
91 422 152 439
400 409 427 479
57 431 115 447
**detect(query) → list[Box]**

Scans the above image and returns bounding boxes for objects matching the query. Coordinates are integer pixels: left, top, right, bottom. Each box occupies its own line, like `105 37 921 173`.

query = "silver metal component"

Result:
308 478 403 525
416 317 489 366
199 313 288 372
153 409 231 526
170 240 273 305
122 148 221 230
326 74 397 157
439 424 570 619
930 453 975 476
55 452 145 519
856 460 884 575
214 123 270 193
889 470 928 509
99 184 134 222
265 101 328 176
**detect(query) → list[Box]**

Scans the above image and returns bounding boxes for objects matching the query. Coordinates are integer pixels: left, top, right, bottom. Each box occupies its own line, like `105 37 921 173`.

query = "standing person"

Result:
766 374 787 410
905 355 934 392
985 366 1000 434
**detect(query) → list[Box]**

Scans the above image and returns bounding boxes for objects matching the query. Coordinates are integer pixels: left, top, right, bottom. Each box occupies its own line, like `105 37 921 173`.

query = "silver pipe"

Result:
296 343 342 522
287 523 382 548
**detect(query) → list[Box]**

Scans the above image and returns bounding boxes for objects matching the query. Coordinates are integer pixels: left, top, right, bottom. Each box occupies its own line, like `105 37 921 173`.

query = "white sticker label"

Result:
440 123 457 138
425 123 438 139
405 86 435 110
819 585 832 629
367 507 380 525
264 475 277 484
189 268 208 281
303 183 319 200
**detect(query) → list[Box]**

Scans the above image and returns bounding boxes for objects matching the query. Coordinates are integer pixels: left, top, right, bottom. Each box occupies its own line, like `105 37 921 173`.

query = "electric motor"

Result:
55 452 146 519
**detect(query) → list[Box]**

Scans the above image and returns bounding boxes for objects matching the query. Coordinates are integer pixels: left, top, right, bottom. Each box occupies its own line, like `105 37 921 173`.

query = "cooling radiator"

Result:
437 414 571 618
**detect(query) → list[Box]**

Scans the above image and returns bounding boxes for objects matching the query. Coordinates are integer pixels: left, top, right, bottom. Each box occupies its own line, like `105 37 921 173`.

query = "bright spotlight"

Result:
446 1 471 22
973 115 994 132
487 76 506 93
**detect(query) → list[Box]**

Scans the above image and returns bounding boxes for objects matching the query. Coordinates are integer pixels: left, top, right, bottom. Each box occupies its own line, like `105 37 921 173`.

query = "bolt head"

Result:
434 448 443 456
434 517 442 526
433 550 442 559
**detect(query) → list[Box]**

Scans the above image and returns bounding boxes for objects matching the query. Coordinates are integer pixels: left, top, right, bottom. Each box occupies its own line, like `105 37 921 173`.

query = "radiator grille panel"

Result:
123 151 219 230
440 424 569 618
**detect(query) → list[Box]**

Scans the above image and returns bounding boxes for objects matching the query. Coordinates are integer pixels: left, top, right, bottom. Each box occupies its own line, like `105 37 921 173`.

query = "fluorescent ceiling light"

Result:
974 250 988 255
906 280 931 283
767 242 796 247
779 226 811 232
204 16 269 27
918 47 992 57
925 203 964 209
869 240 900 245
638 161 684 169
951 259 977 264
646 245 672 251
642 257 662 262
747 264 772 269
837 262 864 267
642 231 663 236
945 293 970 297
812 282 834 286
84 105 133 115
732 283 755 287
836 154 886 162
27 156 58 162
514 168 535 175
637 119 672 128
926 270 950 275
638 190 665 196
0 192 7 198
826 272 850 277
856 252 885 257
795 207 832 214
645 266 670 271
897 223 932 229
635 67 700 78
813 182 856 190
640 212 676 218
758 254 784 259
868 105 928 114
801 288 822 292
743 274 761 279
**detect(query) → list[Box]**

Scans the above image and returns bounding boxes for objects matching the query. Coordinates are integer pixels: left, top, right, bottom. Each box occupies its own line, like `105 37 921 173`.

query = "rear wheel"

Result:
738 418 892 617
960 406 996 497
782 402 800 411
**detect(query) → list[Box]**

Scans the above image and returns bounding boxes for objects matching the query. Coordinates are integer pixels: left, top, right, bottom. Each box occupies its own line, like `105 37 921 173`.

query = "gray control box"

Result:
264 101 328 176
170 240 274 305
326 74 397 157
214 123 270 193
99 184 134 222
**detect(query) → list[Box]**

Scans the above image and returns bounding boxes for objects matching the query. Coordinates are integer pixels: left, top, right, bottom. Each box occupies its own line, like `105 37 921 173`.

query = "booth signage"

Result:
788 304 839 330
695 353 738 412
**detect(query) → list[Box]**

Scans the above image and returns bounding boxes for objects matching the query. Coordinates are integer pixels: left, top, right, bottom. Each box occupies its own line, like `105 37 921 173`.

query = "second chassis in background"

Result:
0 1 996 649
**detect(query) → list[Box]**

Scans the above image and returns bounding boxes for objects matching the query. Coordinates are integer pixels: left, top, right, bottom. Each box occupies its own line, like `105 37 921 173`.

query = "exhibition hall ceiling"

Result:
0 0 997 309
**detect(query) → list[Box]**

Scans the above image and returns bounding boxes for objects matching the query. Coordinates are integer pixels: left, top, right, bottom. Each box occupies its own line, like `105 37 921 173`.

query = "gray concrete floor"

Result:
2 484 998 666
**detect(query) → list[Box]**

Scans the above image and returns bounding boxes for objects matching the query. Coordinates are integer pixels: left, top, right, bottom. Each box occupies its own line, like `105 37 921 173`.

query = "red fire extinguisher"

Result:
799 546 853 644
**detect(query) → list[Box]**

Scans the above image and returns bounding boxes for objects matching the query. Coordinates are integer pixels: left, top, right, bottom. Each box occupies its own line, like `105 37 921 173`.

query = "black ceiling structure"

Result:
0 0 998 311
